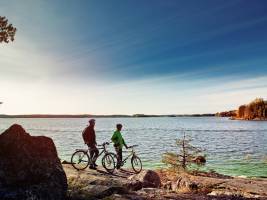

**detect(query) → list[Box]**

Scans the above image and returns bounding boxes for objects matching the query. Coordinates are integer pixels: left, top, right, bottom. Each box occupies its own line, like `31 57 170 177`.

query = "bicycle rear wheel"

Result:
131 155 142 173
102 153 116 173
71 150 90 170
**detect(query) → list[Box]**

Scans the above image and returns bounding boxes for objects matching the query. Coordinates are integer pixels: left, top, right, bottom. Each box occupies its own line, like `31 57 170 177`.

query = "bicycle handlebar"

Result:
128 145 138 148
96 143 137 148
98 142 110 146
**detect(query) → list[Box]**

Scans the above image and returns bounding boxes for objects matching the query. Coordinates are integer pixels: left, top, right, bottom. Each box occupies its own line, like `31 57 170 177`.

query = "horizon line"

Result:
0 113 216 118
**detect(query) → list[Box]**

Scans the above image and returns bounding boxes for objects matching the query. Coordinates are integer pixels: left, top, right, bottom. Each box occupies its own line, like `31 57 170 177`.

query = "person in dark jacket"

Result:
82 119 99 169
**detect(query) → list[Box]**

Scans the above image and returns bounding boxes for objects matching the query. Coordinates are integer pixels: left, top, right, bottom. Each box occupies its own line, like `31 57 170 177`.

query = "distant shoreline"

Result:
0 114 215 118
216 98 267 121
230 117 267 121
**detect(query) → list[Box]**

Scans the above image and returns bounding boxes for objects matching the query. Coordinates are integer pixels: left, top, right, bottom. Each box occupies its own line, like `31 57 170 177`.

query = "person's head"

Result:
116 123 123 131
89 119 95 127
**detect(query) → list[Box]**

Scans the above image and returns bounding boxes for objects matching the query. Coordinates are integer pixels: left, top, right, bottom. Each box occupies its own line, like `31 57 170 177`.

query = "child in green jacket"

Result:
111 124 128 169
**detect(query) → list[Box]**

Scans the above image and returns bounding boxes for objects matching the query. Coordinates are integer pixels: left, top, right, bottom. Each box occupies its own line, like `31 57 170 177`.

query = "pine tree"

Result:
162 132 205 171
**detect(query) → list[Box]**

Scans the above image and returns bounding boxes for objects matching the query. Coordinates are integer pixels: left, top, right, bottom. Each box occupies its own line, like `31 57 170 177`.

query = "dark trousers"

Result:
87 144 99 166
115 147 122 165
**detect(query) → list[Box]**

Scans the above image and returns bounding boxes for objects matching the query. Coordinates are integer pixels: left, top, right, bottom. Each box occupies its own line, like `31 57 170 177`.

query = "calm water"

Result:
0 117 267 177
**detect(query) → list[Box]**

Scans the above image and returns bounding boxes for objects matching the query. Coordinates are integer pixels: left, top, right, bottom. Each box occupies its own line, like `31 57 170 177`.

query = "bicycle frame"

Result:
86 143 109 161
95 145 107 157
120 148 136 165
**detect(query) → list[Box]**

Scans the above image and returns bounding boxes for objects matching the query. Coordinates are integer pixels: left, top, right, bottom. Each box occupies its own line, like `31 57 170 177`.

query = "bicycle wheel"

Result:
102 153 116 173
108 152 118 167
71 150 90 170
131 155 142 173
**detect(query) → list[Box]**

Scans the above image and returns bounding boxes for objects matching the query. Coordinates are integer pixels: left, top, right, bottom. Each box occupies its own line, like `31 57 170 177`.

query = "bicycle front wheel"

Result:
131 155 142 173
71 150 90 170
102 153 116 173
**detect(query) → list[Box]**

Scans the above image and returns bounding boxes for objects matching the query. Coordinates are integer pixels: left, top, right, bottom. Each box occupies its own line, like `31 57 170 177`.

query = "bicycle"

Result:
115 145 142 173
71 142 117 173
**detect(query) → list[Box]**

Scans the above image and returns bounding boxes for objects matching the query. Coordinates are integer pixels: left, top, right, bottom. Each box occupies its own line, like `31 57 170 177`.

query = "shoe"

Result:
89 165 97 170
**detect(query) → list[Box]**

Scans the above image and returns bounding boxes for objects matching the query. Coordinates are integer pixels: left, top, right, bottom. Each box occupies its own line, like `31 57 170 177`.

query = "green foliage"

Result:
0 16 17 43
162 132 205 171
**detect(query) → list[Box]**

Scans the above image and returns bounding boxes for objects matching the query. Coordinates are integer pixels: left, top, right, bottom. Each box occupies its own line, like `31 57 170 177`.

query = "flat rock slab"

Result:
64 164 136 199
159 169 267 199
64 164 136 184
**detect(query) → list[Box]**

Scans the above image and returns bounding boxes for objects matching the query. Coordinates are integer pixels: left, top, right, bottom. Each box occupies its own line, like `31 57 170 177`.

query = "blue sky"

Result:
1 0 267 114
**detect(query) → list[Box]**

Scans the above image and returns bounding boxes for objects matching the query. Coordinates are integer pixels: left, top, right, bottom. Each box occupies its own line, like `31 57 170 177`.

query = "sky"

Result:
1 0 267 115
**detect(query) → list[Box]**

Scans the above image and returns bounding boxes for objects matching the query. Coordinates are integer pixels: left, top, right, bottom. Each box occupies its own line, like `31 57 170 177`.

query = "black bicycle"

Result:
71 142 117 173
116 145 142 173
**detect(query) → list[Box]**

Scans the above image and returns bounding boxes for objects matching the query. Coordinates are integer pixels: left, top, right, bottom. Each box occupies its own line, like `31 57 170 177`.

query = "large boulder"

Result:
128 170 161 188
0 124 67 200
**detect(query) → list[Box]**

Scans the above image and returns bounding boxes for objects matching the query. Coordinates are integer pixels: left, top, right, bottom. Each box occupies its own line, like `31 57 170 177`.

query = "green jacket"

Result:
111 130 126 149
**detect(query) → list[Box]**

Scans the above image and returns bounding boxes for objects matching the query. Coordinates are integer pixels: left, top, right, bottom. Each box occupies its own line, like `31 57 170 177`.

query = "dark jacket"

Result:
82 125 96 147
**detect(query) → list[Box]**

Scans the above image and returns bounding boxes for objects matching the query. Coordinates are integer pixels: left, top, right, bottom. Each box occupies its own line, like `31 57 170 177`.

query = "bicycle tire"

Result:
108 152 118 167
102 153 116 173
131 155 142 173
71 150 90 170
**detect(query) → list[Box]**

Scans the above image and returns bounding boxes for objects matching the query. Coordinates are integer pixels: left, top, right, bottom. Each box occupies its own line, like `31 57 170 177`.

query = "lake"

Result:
0 117 266 177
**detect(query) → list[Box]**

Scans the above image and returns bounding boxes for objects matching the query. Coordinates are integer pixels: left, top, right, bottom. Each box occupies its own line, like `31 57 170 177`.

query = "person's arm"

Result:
93 130 97 146
122 137 128 149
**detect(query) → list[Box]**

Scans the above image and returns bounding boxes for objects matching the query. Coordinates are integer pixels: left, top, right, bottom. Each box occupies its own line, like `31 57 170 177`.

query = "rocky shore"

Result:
65 164 267 200
0 124 267 200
